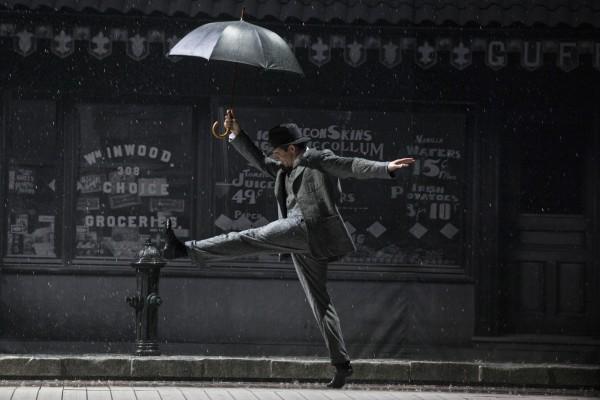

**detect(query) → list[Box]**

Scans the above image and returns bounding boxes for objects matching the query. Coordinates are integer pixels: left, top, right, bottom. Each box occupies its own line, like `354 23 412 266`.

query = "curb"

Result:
0 356 598 389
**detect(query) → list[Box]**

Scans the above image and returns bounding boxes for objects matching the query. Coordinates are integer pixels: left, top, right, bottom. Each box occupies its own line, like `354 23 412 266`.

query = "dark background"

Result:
0 1 598 362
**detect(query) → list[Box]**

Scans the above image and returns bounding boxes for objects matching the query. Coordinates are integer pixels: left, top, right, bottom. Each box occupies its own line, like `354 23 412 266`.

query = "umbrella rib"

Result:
253 27 268 69
203 24 229 61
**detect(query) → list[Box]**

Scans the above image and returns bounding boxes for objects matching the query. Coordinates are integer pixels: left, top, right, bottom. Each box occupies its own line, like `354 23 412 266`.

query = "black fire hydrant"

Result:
126 239 166 356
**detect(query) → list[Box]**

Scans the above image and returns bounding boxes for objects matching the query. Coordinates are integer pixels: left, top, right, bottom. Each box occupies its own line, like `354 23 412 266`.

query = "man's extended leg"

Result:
183 216 309 265
290 253 351 365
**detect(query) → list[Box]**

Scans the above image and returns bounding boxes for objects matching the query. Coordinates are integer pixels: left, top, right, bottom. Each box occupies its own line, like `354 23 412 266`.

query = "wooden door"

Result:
501 107 598 335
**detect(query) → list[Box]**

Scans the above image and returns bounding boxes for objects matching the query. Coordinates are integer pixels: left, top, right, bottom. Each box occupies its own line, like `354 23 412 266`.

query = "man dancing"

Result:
163 109 415 388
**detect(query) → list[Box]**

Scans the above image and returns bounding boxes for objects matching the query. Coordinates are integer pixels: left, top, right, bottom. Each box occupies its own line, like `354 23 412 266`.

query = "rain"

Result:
0 1 598 400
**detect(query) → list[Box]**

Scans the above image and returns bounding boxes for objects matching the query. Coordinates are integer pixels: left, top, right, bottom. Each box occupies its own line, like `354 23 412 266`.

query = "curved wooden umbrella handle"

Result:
211 121 230 139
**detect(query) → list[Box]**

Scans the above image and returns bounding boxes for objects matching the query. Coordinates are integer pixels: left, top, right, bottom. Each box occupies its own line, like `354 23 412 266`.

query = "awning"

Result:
1 0 598 27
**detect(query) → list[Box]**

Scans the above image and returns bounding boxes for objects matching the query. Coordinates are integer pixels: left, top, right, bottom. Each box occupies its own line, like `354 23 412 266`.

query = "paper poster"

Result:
9 168 35 194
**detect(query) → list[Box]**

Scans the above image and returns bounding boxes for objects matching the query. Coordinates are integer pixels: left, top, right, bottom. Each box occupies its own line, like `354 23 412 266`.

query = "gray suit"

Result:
185 131 393 364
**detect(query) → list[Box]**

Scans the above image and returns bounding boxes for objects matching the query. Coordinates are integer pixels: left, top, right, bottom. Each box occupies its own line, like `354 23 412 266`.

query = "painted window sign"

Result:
75 104 192 259
211 107 466 267
6 100 60 257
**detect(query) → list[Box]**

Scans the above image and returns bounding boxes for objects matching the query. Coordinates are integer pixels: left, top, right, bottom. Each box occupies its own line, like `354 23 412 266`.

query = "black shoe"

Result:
327 362 353 389
162 219 188 259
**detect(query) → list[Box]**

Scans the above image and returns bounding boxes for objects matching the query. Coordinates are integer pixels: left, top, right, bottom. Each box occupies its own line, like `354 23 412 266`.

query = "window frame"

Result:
1 92 477 283
1 92 205 272
205 95 478 281
1 91 64 266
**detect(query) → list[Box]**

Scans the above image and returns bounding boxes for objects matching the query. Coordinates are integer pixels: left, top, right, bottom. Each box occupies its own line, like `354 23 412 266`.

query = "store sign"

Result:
75 104 192 258
1 22 598 71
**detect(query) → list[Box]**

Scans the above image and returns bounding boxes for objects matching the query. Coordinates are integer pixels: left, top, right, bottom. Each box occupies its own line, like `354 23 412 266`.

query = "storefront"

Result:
0 1 598 360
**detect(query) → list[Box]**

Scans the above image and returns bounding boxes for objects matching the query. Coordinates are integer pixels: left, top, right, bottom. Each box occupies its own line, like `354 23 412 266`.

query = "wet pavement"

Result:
0 382 597 400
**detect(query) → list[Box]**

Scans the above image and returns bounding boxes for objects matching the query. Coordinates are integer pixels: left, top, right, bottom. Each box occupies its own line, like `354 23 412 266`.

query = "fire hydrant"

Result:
126 239 166 356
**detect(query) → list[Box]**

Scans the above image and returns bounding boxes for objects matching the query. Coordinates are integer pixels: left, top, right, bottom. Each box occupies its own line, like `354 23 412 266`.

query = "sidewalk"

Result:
0 382 598 400
0 355 598 390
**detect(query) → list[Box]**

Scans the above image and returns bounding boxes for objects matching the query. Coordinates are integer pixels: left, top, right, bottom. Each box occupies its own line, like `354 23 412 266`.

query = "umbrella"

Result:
169 9 304 138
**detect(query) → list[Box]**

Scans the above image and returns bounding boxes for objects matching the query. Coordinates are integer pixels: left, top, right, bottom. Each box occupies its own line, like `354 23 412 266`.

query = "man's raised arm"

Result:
225 109 281 179
301 149 415 180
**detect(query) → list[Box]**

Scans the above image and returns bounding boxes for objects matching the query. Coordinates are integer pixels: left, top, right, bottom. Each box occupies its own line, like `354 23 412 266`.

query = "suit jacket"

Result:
231 131 394 261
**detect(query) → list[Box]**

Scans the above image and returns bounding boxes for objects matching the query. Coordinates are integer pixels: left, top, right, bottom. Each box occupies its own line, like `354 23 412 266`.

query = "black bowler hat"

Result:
268 123 310 149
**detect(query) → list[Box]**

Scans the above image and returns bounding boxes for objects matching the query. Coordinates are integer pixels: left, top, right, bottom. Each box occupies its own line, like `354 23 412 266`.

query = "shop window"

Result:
74 104 193 259
5 100 60 257
210 106 467 267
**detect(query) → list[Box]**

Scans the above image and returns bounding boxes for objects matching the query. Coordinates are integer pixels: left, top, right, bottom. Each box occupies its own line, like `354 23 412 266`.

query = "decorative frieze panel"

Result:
1 22 597 71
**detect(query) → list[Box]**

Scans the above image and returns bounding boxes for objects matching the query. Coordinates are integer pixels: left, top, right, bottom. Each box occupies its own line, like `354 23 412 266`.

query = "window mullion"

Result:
61 98 76 264
0 91 9 260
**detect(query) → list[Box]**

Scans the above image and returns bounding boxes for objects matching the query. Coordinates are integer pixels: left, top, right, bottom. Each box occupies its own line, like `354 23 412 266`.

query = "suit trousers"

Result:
185 216 351 364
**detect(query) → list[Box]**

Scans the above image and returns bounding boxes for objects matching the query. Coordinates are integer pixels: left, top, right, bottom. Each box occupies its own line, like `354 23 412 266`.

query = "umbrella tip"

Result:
240 7 245 21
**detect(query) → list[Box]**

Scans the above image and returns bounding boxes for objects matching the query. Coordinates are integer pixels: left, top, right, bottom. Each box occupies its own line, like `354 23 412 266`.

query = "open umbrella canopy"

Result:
169 20 304 75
